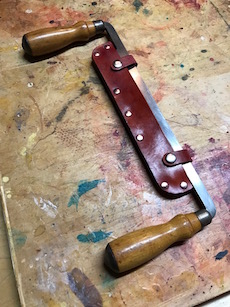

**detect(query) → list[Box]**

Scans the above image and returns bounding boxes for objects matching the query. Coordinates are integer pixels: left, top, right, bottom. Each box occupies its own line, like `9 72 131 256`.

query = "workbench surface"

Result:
0 0 229 306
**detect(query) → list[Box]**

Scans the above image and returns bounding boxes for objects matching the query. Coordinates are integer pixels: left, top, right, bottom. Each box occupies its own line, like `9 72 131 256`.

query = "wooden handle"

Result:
104 212 202 273
22 21 99 57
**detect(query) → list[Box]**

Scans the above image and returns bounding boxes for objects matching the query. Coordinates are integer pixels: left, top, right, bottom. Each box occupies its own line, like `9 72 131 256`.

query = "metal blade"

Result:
129 67 216 218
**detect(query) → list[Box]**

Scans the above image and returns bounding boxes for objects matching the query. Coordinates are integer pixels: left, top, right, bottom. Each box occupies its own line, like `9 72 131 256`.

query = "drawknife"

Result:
22 20 216 274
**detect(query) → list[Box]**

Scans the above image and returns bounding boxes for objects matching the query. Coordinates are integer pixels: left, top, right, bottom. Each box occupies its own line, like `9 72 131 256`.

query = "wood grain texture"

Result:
105 212 202 273
22 21 97 56
0 0 229 306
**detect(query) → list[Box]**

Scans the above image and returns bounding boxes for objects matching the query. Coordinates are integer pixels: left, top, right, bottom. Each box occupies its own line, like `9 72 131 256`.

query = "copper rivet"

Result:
166 153 176 163
136 134 144 141
125 110 132 117
95 52 100 57
161 182 169 189
114 88 120 95
180 181 188 189
113 60 122 68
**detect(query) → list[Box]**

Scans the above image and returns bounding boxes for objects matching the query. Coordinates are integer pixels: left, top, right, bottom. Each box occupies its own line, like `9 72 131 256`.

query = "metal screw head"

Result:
166 153 177 163
114 88 121 95
136 134 144 141
125 110 132 117
94 52 100 57
161 181 169 189
113 60 122 68
180 181 188 189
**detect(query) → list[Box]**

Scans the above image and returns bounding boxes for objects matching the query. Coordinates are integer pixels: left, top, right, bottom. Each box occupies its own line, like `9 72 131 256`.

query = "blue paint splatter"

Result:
180 64 184 68
12 229 27 248
215 250 228 260
133 0 143 12
77 230 112 243
68 179 105 209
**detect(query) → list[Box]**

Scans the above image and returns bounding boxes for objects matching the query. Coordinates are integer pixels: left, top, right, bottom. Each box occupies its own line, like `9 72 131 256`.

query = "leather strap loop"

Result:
111 55 137 71
163 150 192 167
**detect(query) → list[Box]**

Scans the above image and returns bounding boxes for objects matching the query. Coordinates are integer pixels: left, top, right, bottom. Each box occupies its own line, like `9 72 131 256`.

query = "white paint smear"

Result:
33 196 57 218
143 191 155 203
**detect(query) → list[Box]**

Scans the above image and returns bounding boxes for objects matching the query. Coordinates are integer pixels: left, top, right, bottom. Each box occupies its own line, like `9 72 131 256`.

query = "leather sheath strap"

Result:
162 149 192 167
110 55 137 71
92 41 193 197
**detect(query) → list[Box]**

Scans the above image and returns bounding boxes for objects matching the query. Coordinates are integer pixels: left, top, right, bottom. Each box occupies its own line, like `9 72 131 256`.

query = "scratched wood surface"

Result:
0 0 229 306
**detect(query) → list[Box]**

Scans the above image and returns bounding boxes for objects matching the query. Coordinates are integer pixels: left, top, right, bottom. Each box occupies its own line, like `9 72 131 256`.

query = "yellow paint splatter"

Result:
48 300 67 307
13 46 18 50
20 132 37 156
5 188 12 199
2 176 9 183
34 225 46 237
20 147 27 156
27 132 37 147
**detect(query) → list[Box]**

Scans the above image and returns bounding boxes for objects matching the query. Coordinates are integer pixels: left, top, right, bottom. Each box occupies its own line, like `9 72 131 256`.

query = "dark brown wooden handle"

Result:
22 21 98 57
104 212 202 273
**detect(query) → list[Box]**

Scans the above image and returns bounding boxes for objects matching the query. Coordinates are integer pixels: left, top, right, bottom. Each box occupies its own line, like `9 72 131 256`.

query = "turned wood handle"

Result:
22 21 100 57
104 212 203 274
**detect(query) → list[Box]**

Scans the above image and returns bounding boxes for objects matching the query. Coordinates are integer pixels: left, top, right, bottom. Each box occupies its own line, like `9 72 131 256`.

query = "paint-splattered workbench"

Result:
0 0 229 306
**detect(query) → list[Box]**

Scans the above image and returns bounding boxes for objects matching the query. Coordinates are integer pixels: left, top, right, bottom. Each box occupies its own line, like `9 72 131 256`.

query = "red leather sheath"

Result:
92 42 193 198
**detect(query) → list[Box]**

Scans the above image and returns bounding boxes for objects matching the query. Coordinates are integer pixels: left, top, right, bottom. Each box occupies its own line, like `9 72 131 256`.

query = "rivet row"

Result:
161 181 188 190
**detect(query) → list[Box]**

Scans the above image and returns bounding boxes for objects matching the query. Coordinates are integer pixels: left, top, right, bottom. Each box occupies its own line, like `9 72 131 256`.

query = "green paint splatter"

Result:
100 272 115 288
77 230 112 243
68 179 105 209
12 229 27 248
133 0 143 11
143 8 150 15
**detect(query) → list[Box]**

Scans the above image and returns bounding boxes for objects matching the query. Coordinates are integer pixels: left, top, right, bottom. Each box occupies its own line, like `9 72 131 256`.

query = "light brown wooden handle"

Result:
22 21 98 57
104 212 202 273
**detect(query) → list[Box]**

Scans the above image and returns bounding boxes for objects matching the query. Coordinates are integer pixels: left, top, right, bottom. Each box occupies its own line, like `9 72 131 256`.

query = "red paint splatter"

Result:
130 49 150 58
113 130 119 137
209 137 215 143
0 2 89 36
65 7 90 22
155 41 167 48
209 151 230 173
183 143 196 158
153 80 165 103
153 91 164 103
99 165 107 173
166 0 206 10
210 57 214 61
